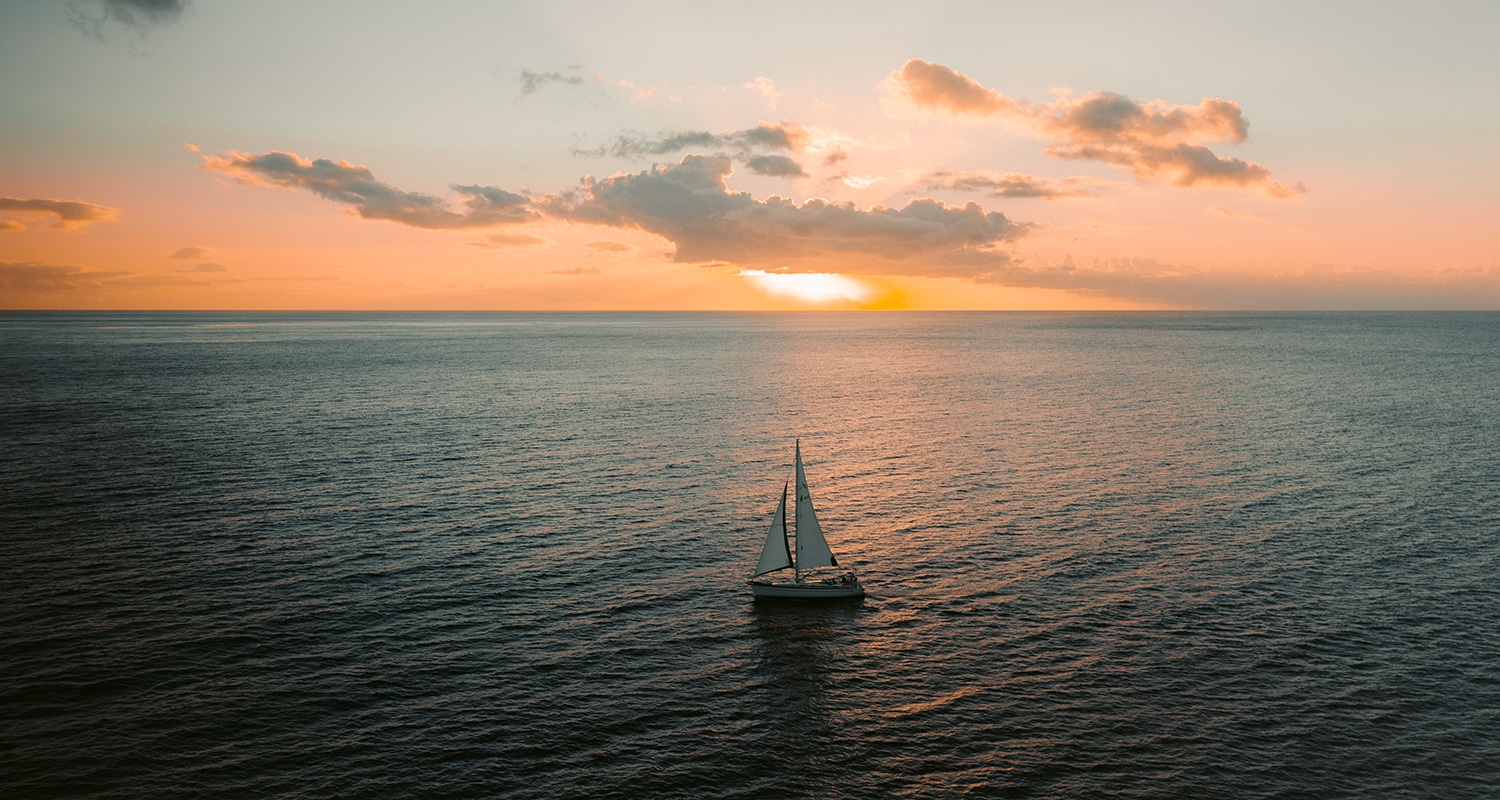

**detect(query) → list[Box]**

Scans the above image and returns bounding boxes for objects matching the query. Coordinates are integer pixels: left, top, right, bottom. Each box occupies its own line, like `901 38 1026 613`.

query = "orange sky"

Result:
3 2 1497 310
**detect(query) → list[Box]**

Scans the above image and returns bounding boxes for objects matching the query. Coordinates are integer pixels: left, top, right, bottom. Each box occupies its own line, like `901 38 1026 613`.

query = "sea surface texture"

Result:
3 312 1498 799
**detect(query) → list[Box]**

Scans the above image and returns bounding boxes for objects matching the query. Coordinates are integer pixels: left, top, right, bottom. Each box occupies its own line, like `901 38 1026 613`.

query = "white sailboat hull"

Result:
748 579 865 600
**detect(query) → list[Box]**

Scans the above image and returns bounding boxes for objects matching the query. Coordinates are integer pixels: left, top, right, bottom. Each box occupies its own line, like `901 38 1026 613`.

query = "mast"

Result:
781 482 792 572
793 440 799 584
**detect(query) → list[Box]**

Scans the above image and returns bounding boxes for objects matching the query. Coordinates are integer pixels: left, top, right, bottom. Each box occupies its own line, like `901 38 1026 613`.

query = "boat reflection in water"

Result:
748 441 865 600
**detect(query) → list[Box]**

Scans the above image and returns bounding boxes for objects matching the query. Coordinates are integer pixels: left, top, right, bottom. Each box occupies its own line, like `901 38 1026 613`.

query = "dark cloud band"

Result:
201 151 535 229
202 149 1029 276
548 154 1026 271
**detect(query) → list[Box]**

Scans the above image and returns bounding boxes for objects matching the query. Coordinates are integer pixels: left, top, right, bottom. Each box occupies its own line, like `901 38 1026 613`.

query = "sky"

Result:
2 0 1498 310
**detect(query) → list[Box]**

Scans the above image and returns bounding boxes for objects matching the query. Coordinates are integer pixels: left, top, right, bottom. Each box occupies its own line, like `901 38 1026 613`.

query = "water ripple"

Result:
2 311 1498 798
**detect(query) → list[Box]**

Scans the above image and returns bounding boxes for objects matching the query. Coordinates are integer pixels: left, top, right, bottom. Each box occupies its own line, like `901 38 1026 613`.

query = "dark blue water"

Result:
2 312 1498 798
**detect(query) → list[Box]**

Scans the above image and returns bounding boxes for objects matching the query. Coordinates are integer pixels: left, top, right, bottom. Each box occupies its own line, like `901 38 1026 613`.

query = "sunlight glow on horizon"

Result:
739 270 875 305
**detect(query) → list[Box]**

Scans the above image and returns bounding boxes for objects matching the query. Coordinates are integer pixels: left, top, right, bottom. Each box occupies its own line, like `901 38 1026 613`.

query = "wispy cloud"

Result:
466 232 546 248
201 151 535 229
611 78 660 104
973 257 1500 309
744 77 781 111
518 68 585 96
168 245 214 259
103 0 186 25
0 260 130 293
585 240 633 253
890 58 1302 197
1 259 357 304
576 121 809 165
833 172 885 190
0 197 120 231
1208 204 1262 220
69 0 187 39
915 171 1113 199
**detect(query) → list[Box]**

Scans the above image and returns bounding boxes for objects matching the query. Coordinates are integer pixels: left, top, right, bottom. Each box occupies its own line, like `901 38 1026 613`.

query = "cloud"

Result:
743 154 808 178
965 256 1500 309
1208 204 1261 220
548 154 1027 274
192 147 1500 308
745 77 782 111
584 240 633 253
1083 218 1142 235
891 58 1017 116
518 68 584 96
577 121 810 160
0 260 130 293
104 0 185 25
916 171 1111 199
69 0 187 38
551 266 602 275
582 131 717 158
737 122 809 151
168 245 214 259
202 149 1030 278
0 197 120 231
466 232 546 248
833 172 884 189
200 150 535 229
611 78 661 104
890 58 1301 197
186 262 228 272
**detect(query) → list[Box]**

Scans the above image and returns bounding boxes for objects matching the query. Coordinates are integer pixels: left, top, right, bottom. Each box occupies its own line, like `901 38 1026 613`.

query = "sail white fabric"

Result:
754 483 792 576
793 442 837 570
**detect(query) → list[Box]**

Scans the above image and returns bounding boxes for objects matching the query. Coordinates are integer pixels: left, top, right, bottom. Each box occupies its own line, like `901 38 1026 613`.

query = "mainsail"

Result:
793 441 838 569
754 483 792 576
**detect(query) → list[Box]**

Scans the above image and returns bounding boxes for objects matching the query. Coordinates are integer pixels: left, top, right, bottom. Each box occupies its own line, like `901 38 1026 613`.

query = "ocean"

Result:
2 311 1497 798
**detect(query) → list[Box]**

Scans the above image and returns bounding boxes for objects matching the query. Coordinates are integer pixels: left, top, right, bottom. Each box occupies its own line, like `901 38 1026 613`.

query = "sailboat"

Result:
748 441 865 600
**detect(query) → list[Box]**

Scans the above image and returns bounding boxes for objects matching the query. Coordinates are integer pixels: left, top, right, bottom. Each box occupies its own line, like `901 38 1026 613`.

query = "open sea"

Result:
2 311 1498 799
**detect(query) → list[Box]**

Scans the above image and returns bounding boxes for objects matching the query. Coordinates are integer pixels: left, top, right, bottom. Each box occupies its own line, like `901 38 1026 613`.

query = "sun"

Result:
739 269 875 305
